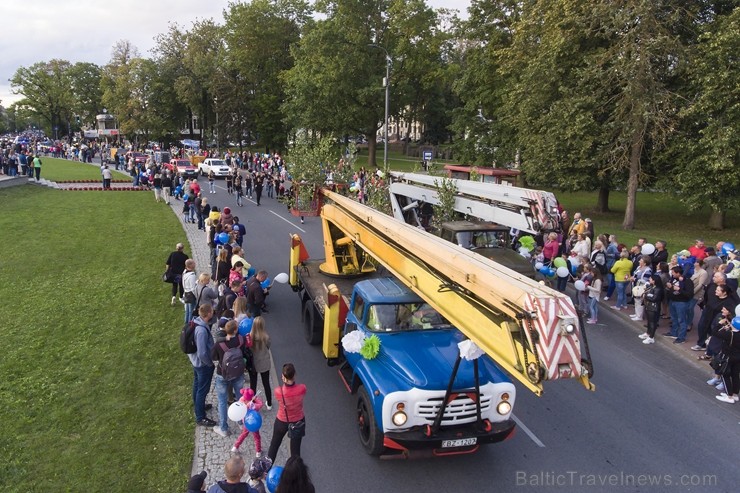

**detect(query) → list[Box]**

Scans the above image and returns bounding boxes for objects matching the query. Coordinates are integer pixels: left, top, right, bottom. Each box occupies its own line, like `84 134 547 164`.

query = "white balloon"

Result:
535 262 544 270
274 272 289 284
641 243 656 255
518 246 529 255
736 304 740 317
557 266 569 278
574 280 586 291
228 401 247 422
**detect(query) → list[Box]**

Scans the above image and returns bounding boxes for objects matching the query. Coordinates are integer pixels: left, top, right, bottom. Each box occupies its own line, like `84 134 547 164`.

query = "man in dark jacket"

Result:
664 266 694 344
695 273 739 352
166 243 190 305
246 271 268 317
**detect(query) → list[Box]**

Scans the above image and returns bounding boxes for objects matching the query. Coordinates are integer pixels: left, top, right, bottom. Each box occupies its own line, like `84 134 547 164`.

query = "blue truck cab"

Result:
341 277 517 457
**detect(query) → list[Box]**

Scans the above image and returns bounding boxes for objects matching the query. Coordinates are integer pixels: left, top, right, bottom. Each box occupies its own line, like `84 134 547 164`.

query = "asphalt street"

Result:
197 175 740 493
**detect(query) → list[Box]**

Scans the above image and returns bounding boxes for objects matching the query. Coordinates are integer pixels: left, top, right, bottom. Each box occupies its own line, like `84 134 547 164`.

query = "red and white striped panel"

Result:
523 294 584 381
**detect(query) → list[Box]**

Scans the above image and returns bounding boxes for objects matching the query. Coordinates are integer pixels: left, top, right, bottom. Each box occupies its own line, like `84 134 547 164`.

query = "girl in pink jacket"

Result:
232 388 264 454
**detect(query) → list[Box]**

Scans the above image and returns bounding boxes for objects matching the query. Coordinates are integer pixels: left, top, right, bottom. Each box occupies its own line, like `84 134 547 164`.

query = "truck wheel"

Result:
357 386 384 456
303 303 323 346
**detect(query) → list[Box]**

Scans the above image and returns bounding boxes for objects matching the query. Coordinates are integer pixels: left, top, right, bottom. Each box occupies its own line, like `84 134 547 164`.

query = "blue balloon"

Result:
547 268 557 278
570 263 578 275
539 266 550 276
732 316 740 330
261 278 271 289
266 466 284 493
244 410 262 432
247 267 256 278
721 242 735 255
238 317 253 336
218 232 230 245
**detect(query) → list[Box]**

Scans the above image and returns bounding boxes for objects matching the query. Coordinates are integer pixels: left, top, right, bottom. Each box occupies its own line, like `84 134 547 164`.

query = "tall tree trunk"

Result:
708 210 725 230
622 128 642 230
368 135 377 168
596 186 610 212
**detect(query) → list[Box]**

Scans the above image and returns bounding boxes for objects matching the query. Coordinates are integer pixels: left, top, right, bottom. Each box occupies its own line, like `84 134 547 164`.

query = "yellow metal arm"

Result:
319 190 594 396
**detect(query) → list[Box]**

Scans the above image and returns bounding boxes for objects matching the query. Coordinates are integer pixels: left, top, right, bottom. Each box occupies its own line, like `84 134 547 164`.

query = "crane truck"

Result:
289 189 594 458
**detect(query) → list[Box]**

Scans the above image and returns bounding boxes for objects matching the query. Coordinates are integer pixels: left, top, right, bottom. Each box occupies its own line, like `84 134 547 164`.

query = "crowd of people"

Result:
531 212 740 406
163 159 314 491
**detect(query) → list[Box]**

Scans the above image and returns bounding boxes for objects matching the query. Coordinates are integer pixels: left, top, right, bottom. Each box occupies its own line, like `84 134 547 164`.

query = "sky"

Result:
0 0 471 109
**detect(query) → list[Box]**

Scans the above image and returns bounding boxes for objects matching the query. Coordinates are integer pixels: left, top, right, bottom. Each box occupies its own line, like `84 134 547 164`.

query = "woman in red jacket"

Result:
267 363 307 463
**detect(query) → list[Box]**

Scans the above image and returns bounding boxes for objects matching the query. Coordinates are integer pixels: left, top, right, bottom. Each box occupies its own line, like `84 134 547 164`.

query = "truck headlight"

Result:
496 401 512 415
392 411 407 426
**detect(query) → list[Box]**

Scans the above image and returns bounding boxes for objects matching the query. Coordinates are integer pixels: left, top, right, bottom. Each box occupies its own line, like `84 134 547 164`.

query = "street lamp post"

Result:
368 44 391 173
214 96 219 154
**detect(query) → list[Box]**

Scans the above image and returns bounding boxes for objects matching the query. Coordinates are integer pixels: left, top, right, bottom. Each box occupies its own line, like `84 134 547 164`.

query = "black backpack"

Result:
220 336 246 380
180 320 198 354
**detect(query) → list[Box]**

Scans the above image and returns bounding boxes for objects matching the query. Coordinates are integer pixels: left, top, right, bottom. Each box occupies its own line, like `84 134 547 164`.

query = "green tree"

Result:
671 6 740 230
10 59 75 137
450 0 521 168
67 62 103 127
223 0 311 151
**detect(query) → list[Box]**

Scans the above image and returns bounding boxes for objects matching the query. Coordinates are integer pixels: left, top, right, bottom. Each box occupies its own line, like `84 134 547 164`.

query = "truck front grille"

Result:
415 393 492 424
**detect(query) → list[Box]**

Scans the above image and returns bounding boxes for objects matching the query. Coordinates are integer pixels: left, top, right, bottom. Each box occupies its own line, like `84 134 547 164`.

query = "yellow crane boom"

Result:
316 190 594 396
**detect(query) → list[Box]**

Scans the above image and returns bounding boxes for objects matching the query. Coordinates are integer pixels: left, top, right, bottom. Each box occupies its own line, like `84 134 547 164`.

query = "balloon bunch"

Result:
214 232 230 245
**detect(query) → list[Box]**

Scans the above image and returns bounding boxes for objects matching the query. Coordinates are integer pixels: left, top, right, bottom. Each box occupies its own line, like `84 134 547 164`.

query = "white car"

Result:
199 158 230 177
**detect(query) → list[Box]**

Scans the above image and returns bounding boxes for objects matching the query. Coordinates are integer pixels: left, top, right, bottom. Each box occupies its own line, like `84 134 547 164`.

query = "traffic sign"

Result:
423 151 432 161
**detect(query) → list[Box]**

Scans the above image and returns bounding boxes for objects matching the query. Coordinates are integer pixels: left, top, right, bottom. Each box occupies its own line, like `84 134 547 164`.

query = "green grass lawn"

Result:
36 157 130 182
546 190 739 252
0 186 191 491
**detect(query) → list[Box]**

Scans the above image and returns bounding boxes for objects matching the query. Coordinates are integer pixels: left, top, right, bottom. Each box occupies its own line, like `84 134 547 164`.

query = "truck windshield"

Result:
456 231 507 249
366 303 452 332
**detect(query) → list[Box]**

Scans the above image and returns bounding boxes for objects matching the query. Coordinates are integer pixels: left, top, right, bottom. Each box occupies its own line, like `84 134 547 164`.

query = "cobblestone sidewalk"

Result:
165 194 286 487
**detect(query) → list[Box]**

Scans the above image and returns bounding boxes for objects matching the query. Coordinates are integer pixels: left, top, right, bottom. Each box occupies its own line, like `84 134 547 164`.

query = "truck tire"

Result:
302 302 323 346
357 386 384 456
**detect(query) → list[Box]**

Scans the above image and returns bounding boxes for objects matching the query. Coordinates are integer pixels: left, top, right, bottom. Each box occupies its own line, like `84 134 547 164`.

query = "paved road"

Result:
187 175 739 492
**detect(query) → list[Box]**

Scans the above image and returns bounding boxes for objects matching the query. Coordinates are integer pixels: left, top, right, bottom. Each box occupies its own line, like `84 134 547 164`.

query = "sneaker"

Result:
610 305 622 310
673 339 685 344
213 426 228 437
196 417 217 427
690 345 705 351
171 296 177 306
642 337 655 345
603 297 609 301
734 395 740 402
300 219 304 224
662 333 677 338
265 404 272 411
630 315 641 320
716 382 725 391
707 377 721 386
638 333 649 339
715 394 735 404
231 446 238 452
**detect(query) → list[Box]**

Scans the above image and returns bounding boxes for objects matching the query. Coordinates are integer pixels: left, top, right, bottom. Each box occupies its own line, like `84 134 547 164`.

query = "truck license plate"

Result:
441 438 477 448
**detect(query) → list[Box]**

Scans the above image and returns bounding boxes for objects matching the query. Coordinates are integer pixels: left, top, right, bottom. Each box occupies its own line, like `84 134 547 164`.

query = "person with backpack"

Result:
189 304 216 427
211 320 248 437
